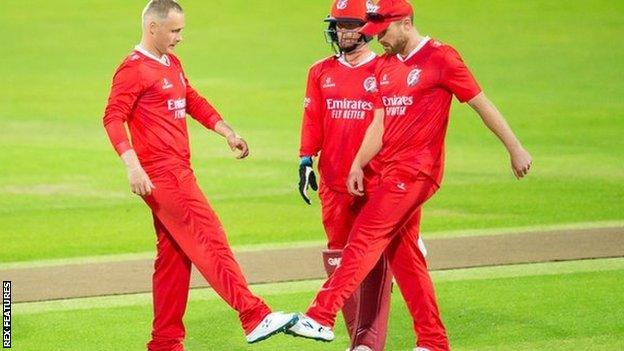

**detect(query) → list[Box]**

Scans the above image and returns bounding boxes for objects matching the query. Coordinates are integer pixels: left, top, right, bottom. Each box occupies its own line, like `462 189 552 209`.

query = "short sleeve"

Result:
440 47 482 103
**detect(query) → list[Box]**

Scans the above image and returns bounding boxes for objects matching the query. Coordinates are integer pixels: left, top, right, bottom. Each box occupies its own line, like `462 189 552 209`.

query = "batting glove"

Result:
298 156 318 205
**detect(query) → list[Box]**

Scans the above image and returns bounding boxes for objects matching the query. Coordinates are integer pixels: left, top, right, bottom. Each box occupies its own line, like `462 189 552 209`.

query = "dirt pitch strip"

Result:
2 226 622 303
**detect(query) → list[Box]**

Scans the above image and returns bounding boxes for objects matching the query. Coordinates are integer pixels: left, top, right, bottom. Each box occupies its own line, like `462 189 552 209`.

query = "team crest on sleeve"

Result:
363 76 377 93
304 97 312 108
407 68 422 87
336 0 348 10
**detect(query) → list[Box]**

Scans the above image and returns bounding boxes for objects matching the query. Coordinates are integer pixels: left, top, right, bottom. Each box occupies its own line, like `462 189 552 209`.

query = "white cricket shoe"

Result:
246 311 299 344
352 346 373 351
286 314 335 342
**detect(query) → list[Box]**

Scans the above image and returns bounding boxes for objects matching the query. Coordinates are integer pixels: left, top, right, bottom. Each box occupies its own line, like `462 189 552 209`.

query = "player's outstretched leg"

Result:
145 170 296 344
322 250 361 341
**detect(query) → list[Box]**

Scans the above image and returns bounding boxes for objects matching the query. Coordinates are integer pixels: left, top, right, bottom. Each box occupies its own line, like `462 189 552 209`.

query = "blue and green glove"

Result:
298 156 318 205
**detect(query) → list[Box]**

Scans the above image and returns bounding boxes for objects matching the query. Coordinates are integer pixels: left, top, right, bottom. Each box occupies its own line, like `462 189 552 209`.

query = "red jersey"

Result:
103 46 222 175
371 37 481 184
299 53 379 192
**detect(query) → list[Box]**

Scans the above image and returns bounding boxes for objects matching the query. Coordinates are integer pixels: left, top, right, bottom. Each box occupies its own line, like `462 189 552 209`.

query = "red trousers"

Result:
143 168 271 351
318 183 366 250
308 169 450 351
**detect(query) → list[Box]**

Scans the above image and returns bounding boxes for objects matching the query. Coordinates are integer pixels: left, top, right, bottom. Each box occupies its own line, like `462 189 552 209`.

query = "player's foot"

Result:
413 348 432 351
246 311 299 344
352 346 373 351
285 314 334 342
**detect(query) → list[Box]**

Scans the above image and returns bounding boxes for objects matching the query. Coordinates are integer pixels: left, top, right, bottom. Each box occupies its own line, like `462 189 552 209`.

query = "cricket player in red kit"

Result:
297 1 394 350
102 1 297 350
288 0 533 350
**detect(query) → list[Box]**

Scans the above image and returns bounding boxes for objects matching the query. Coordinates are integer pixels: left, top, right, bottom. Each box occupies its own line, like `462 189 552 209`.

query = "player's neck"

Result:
399 31 424 58
138 40 166 59
343 45 373 66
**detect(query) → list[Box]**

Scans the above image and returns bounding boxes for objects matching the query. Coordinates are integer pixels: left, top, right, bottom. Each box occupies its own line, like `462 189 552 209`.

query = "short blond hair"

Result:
142 0 183 24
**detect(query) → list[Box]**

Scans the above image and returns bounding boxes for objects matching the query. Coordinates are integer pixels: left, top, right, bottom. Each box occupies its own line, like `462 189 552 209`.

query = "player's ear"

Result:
402 17 411 30
149 20 157 35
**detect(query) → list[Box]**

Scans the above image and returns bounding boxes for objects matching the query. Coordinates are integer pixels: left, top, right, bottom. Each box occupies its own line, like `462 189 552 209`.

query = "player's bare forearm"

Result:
213 120 236 139
213 120 250 159
120 149 141 169
468 92 532 178
352 109 384 168
469 93 521 152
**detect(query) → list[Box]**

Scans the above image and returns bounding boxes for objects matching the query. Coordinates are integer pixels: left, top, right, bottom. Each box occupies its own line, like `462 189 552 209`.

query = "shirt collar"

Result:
397 36 431 62
134 45 170 66
338 52 377 68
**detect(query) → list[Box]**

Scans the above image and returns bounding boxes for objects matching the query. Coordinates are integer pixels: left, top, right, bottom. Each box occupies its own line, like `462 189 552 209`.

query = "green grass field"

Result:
12 259 624 350
2 2 623 350
1 0 623 262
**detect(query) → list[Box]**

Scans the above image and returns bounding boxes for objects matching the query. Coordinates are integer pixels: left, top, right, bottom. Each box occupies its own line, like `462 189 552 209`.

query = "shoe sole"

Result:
284 328 334 343
247 315 300 344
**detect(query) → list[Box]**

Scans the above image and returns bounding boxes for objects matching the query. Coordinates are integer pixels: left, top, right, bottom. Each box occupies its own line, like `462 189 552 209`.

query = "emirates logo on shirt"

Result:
407 68 422 87
326 98 373 120
382 95 414 117
167 98 187 119
363 76 377 93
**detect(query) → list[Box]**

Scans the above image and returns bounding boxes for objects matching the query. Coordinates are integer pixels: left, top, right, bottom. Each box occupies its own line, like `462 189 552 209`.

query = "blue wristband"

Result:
299 156 313 167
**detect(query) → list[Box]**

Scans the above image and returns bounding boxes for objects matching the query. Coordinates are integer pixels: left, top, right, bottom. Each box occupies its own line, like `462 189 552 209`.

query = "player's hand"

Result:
298 156 318 205
347 164 365 197
227 134 249 159
510 147 532 179
127 165 155 196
